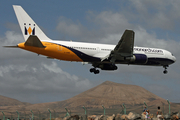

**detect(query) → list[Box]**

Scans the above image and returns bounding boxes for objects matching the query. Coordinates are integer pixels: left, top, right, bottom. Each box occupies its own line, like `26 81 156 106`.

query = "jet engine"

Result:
125 54 148 64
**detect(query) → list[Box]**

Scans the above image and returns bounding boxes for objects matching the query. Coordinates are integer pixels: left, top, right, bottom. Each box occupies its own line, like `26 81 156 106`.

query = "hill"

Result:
22 81 168 112
0 81 178 115
54 81 167 109
0 95 31 106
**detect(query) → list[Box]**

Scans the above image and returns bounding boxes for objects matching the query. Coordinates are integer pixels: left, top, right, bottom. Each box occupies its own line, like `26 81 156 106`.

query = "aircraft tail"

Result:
13 5 51 41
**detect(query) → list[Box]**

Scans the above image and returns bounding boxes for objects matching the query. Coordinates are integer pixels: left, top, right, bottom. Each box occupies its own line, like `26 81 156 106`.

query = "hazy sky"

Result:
0 0 180 104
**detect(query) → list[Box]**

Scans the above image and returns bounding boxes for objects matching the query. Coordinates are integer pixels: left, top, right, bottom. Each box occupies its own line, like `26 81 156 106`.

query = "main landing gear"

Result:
163 65 168 74
90 68 100 74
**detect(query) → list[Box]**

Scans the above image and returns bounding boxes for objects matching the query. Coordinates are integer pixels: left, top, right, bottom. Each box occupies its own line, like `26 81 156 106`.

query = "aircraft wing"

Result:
102 30 135 63
113 30 134 57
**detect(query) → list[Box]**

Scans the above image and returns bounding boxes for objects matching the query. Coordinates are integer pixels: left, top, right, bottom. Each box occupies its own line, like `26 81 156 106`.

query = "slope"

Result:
0 95 31 106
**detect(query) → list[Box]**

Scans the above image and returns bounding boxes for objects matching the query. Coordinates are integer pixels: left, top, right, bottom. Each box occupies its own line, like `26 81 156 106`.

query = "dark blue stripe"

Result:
32 28 35 35
57 44 101 62
114 58 174 66
25 27 27 35
146 58 174 66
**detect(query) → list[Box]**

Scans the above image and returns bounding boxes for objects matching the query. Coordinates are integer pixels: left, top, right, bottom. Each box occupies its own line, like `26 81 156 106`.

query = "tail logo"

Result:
24 23 35 35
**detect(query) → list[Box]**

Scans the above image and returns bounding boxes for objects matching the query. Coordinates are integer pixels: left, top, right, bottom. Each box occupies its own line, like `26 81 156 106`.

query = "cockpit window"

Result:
172 53 174 56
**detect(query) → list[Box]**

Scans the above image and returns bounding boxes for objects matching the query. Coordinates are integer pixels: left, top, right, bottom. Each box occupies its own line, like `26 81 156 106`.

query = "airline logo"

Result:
24 23 35 35
134 48 163 54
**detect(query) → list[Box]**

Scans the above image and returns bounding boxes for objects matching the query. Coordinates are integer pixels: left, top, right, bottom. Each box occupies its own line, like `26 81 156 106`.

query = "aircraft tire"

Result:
163 70 168 74
94 70 100 74
90 68 95 73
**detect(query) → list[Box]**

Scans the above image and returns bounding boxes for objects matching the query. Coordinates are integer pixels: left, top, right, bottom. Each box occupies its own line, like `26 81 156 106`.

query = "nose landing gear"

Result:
90 68 100 74
163 69 168 74
163 65 168 74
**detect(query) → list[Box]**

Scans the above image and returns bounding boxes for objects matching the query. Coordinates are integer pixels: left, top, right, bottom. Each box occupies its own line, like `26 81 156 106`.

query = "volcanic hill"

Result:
23 81 168 111
0 95 30 106
53 81 167 109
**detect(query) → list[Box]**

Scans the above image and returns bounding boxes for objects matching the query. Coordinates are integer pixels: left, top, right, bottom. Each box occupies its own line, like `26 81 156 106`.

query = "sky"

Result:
0 0 180 104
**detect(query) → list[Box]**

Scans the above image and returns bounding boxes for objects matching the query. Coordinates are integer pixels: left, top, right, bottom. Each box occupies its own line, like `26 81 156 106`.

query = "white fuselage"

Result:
41 39 176 66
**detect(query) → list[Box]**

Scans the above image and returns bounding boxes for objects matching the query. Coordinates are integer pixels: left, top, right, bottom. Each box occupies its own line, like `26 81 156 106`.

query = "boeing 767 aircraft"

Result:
5 5 176 74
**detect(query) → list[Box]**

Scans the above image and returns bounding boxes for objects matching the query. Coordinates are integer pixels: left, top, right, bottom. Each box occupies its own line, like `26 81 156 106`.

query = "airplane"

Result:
4 5 176 74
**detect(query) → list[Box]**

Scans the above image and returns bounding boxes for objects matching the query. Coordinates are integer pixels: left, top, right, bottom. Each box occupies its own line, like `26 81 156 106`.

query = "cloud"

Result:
56 16 87 39
55 2 180 82
0 30 94 103
128 0 180 30
88 11 131 32
56 11 132 44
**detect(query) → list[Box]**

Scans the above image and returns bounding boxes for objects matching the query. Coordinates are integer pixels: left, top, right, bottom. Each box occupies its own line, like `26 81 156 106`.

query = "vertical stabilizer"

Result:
13 5 51 41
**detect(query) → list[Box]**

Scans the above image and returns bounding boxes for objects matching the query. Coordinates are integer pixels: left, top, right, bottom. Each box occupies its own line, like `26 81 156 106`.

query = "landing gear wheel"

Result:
89 68 100 74
163 65 168 74
90 68 95 73
163 70 168 74
94 70 100 74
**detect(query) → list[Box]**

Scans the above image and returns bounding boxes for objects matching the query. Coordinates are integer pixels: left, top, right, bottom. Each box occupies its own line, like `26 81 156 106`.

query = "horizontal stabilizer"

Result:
25 35 46 48
3 45 18 48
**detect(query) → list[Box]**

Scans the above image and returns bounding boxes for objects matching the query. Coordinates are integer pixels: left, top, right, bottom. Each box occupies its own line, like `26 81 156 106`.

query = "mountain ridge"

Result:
0 95 31 106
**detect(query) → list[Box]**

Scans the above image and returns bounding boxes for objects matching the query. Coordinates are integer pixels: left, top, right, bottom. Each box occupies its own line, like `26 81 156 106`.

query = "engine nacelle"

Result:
98 63 118 70
134 54 148 64
125 54 147 64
